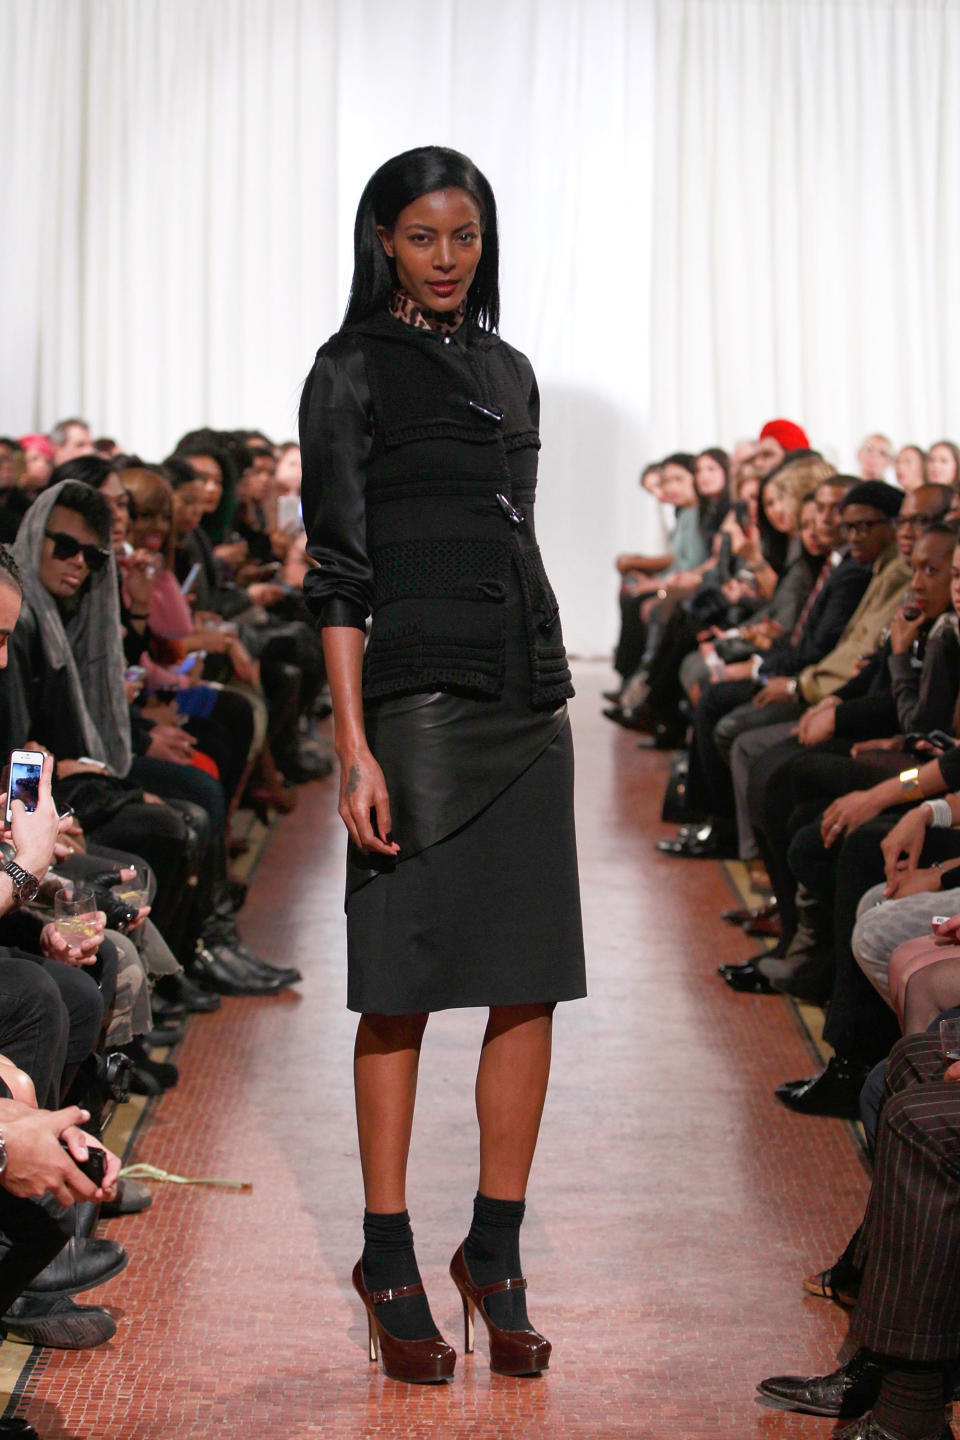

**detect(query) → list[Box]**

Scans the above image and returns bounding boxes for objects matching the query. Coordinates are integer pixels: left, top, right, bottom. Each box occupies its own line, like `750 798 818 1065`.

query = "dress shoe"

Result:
0 1418 39 1438
100 1177 152 1218
758 950 833 1004
155 971 221 1013
276 748 334 784
833 1417 953 1440
449 1243 551 1376
351 1260 455 1383
602 689 624 703
118 1038 178 1093
222 939 301 987
721 901 778 926
26 1236 127 1296
717 961 776 994
635 720 688 750
603 704 656 732
655 821 734 859
3 1292 116 1349
775 1054 870 1118
757 1348 885 1416
145 1022 186 1047
191 945 286 997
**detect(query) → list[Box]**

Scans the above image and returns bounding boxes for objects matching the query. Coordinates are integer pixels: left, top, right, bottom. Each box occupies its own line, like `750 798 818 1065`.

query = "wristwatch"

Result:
1 858 40 905
899 767 921 797
0 1128 7 1177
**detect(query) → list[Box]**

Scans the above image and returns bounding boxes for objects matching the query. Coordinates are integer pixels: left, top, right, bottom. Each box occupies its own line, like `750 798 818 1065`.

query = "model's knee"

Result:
357 1012 429 1054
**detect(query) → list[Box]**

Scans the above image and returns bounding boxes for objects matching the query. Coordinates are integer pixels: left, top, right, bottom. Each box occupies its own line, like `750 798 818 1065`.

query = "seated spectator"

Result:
49 418 94 468
896 444 928 492
927 438 960 489
756 1031 960 1440
857 433 894 480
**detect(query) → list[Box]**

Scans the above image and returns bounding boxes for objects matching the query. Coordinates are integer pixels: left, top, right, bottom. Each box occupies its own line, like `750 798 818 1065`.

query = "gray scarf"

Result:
13 482 132 776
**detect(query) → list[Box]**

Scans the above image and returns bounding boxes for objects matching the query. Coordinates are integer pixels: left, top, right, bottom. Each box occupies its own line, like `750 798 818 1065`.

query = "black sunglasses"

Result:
44 530 110 572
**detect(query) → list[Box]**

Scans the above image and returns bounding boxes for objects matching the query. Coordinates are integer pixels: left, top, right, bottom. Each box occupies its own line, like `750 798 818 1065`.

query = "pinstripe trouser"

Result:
850 1032 960 1361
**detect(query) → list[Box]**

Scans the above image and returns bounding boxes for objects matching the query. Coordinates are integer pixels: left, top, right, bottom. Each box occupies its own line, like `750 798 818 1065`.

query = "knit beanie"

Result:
760 418 810 452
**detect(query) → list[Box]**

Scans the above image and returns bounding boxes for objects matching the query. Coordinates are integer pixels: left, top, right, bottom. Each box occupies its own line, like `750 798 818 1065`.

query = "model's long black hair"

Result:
342 146 500 332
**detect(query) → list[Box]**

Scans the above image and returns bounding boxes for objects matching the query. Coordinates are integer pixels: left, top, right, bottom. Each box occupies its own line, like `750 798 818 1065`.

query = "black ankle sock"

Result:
361 1210 436 1341
463 1192 530 1331
871 1361 948 1439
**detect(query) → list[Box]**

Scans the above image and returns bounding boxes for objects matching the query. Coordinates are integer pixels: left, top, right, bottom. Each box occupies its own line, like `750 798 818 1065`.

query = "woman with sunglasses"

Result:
301 147 586 1384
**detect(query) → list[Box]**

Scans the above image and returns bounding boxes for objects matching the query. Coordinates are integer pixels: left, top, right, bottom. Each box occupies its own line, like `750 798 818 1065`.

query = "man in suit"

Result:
757 1030 960 1440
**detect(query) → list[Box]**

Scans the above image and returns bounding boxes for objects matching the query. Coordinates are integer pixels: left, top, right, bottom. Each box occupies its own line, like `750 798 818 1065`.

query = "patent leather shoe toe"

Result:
775 1055 870 1118
757 1348 884 1416
351 1260 455 1383
449 1243 550 1376
718 961 776 994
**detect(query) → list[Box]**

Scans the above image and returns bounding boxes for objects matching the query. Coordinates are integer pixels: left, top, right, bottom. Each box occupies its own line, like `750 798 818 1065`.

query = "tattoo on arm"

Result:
346 765 361 795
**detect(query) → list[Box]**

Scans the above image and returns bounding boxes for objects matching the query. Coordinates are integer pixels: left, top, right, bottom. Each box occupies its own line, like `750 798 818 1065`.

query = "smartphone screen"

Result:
180 562 203 596
5 751 44 824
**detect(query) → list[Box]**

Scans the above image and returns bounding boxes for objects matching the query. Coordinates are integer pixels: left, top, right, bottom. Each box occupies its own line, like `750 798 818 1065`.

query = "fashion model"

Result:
299 146 586 1384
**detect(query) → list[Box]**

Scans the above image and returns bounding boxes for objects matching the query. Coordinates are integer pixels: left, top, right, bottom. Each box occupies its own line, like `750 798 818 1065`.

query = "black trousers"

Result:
788 818 960 1065
851 1032 960 1361
686 678 757 819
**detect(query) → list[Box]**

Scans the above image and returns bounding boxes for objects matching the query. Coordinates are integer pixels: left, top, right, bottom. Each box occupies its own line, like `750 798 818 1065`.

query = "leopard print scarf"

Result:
390 289 467 335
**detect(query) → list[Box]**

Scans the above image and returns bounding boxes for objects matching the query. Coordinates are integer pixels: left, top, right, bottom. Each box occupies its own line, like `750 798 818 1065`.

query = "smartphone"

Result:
276 495 302 533
180 561 203 597
124 665 147 685
5 750 44 824
173 653 202 675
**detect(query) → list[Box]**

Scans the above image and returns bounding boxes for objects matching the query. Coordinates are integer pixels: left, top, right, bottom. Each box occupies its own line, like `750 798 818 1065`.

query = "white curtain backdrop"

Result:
1 0 958 654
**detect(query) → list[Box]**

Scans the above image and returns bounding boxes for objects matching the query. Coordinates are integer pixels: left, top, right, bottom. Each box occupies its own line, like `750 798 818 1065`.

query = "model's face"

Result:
378 188 482 314
763 481 797 534
694 455 726 498
895 446 926 491
753 437 785 478
928 444 958 486
659 463 696 507
172 481 206 538
38 505 101 598
910 533 954 619
857 437 893 481
99 473 130 550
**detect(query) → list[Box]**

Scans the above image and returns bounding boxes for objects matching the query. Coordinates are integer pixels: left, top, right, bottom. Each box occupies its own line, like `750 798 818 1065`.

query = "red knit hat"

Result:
19 434 53 458
759 418 809 452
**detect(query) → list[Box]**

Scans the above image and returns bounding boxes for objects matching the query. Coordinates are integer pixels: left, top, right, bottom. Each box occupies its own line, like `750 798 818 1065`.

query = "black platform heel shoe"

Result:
449 1243 551 1376
351 1261 455 1384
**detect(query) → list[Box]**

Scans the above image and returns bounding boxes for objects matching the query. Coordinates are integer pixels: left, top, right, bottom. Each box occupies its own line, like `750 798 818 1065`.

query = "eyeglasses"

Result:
896 514 938 530
44 530 110 572
839 518 890 539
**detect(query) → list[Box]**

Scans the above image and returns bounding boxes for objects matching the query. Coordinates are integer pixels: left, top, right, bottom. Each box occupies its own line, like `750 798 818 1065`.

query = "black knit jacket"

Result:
299 311 573 709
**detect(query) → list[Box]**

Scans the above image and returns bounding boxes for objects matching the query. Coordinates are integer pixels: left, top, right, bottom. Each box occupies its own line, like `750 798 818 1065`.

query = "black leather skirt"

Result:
345 570 586 1015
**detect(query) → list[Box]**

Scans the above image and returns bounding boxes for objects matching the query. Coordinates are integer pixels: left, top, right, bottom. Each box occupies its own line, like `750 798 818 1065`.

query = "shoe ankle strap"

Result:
367 1280 425 1306
472 1274 527 1299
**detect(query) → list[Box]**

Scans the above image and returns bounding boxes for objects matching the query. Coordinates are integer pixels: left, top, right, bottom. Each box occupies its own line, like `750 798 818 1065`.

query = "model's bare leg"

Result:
460 1002 555 1334
476 1003 554 1199
354 1011 429 1211
354 1011 443 1345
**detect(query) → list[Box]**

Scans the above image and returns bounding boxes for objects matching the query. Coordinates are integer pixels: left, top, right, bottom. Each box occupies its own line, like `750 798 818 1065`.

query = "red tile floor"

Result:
10 662 877 1438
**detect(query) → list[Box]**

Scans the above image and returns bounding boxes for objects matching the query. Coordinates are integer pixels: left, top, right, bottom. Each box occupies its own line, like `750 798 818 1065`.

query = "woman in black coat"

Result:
300 147 586 1384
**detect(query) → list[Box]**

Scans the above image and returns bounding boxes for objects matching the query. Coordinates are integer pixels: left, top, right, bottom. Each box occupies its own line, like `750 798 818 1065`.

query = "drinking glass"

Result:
53 884 98 945
939 1017 960 1061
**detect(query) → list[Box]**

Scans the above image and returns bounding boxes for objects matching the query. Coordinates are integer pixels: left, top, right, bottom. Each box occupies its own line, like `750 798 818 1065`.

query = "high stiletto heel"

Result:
351 1260 455 1384
449 1243 551 1377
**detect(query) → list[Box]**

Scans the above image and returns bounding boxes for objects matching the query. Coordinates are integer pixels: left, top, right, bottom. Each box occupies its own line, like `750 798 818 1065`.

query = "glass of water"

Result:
53 884 98 945
113 862 149 911
939 1017 960 1061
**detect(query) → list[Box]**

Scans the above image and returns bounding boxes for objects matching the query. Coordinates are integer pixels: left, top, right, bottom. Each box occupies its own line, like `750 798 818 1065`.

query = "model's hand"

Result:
337 749 400 857
882 807 931 892
821 790 879 847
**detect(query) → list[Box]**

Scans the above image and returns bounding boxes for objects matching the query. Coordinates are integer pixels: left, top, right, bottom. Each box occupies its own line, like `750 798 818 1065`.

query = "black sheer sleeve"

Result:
299 338 375 631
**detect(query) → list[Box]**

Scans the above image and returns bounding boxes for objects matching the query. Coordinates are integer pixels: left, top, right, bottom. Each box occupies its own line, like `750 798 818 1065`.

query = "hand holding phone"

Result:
5 751 44 825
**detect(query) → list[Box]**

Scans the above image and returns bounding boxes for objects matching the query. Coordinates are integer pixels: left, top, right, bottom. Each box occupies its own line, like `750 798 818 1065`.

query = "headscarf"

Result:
12 482 132 775
760 418 810 452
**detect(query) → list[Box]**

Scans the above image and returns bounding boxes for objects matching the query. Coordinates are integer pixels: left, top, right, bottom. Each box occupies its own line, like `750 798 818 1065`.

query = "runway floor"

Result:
9 661 871 1439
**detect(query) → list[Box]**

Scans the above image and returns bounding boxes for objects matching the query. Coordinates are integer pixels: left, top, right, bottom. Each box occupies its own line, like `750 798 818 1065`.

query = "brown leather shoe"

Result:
351 1261 455 1384
449 1243 551 1376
